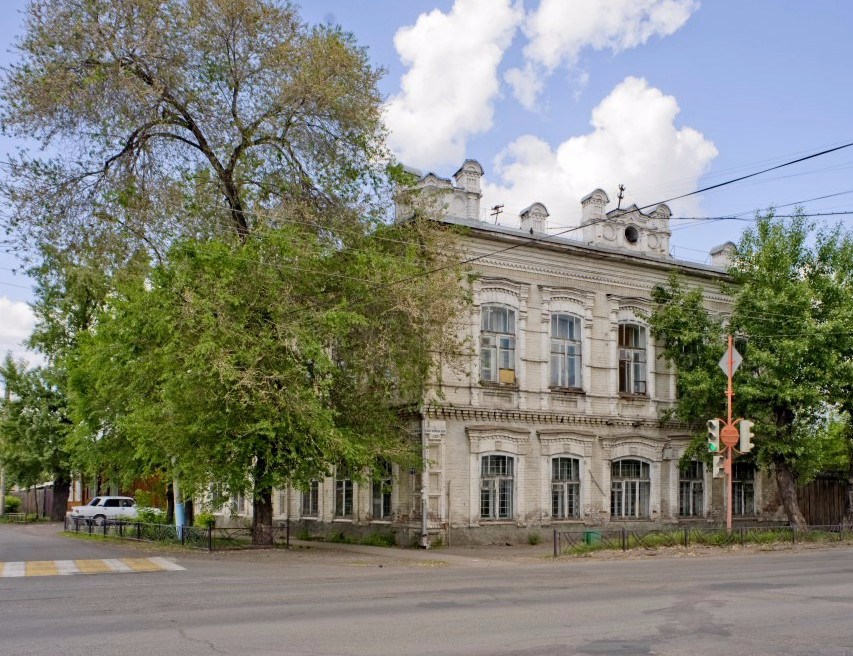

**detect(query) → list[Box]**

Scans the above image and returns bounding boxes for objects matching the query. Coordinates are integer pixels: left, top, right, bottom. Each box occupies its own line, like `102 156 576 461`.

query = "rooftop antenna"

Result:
616 184 626 210
490 204 504 224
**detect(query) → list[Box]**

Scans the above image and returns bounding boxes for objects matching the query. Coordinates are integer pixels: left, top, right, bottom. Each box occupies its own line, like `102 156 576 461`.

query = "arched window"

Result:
480 454 514 519
618 323 647 394
550 314 582 388
480 305 516 384
551 457 581 518
611 459 650 518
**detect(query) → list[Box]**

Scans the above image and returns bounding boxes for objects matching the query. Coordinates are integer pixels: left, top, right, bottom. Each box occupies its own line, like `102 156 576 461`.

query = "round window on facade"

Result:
624 225 640 244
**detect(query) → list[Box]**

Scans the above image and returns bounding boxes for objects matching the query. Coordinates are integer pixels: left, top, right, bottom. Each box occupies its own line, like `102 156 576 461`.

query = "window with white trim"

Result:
678 461 704 517
733 462 755 516
611 459 650 518
372 461 392 520
302 480 319 517
334 472 354 518
550 314 582 388
480 305 516 384
480 454 514 519
618 323 647 394
551 456 581 518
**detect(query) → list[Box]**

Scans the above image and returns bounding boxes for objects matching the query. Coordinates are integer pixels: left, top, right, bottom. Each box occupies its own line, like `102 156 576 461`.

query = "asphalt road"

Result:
2 522 853 655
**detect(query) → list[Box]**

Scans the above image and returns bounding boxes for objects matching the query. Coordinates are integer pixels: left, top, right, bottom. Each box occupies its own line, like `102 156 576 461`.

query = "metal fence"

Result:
64 516 291 551
553 524 853 557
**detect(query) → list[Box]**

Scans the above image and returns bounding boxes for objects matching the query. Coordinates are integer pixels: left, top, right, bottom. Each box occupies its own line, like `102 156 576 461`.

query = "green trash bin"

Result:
583 530 601 545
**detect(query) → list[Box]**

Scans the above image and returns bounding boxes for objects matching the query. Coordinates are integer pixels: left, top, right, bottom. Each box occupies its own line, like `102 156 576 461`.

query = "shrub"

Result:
4 495 21 513
527 532 541 545
136 507 166 524
194 511 216 527
361 532 395 547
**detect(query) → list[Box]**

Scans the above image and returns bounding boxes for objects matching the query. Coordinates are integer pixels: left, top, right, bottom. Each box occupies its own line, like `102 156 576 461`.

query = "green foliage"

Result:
360 532 396 547
136 507 167 524
649 212 853 523
527 532 541 545
4 495 21 513
194 511 216 527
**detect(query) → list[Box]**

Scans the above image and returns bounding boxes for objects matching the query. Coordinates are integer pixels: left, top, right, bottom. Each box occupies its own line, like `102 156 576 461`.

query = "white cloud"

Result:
506 0 699 108
0 296 38 365
482 77 718 228
384 0 523 168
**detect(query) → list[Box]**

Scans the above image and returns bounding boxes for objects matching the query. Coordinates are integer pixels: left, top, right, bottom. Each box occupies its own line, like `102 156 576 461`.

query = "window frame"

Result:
732 462 755 516
678 460 704 517
301 480 320 518
334 472 354 519
480 304 517 384
480 454 515 520
618 322 648 395
610 458 651 518
550 313 583 389
551 456 581 519
371 462 393 521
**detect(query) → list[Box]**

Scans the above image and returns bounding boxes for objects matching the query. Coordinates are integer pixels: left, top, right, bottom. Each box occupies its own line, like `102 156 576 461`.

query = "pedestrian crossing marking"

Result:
1 558 185 577
25 561 58 577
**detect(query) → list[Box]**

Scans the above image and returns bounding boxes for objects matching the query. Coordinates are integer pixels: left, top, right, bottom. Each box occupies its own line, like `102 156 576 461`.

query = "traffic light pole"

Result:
722 335 737 532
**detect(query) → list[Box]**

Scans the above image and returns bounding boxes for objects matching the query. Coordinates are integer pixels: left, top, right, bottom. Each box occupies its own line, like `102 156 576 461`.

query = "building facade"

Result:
262 160 778 545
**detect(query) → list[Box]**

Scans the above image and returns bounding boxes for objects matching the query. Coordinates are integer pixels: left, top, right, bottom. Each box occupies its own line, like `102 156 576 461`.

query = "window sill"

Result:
332 518 354 523
550 387 585 395
619 393 649 400
480 381 519 390
369 519 392 524
477 519 516 524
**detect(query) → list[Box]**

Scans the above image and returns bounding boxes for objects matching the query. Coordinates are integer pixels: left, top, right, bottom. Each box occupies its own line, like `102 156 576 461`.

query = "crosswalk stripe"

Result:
0 558 184 577
25 561 58 576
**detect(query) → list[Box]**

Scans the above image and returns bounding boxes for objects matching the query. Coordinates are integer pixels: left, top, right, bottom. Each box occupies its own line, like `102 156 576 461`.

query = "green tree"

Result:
0 355 73 521
650 212 853 527
2 0 468 542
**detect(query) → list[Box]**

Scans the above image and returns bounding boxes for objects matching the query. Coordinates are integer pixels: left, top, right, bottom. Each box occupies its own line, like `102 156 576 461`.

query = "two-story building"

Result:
266 159 777 545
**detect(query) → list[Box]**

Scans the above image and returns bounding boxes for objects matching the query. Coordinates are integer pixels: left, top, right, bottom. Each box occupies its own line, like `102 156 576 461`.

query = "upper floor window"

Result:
334 471 354 518
678 461 704 517
481 305 516 384
550 314 582 388
480 454 514 519
552 456 581 519
611 458 650 518
619 323 647 395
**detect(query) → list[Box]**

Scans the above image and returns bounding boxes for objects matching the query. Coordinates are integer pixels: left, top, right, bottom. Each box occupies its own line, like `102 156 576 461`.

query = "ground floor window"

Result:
372 462 392 520
679 461 704 517
335 473 354 518
611 459 650 518
302 480 319 517
552 456 580 518
732 462 755 516
481 454 514 519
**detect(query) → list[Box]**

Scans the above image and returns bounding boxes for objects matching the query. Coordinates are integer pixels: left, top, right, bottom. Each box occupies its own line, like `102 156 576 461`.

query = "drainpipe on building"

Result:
1 383 7 518
420 416 429 548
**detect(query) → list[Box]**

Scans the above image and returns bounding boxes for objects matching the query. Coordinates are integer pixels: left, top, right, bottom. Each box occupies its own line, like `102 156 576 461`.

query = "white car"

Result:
69 496 138 525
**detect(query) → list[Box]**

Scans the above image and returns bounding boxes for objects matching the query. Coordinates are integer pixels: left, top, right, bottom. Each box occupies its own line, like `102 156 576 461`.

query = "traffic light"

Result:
707 419 721 453
712 454 724 478
739 420 755 453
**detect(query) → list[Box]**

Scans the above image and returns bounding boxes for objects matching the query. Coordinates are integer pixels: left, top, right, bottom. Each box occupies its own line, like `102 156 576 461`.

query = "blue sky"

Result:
2 0 853 362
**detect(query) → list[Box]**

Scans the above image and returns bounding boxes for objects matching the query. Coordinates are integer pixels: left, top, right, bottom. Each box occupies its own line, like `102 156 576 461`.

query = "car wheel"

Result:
93 514 106 526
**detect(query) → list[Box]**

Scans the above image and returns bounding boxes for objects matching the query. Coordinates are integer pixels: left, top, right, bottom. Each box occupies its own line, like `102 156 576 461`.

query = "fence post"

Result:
791 526 796 545
621 527 627 551
286 518 290 548
553 529 558 558
683 526 688 548
208 523 213 552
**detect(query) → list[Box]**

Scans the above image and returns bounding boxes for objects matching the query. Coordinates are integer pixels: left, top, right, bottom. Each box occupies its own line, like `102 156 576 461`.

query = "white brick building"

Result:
269 159 775 545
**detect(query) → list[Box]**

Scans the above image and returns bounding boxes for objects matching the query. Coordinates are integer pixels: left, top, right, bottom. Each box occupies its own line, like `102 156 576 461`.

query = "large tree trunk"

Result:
773 458 807 528
51 474 71 522
252 457 273 546
165 483 174 525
